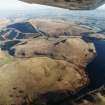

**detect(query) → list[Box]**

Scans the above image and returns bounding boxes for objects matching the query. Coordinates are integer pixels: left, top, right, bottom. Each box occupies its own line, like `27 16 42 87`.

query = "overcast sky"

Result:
0 0 105 10
0 0 39 10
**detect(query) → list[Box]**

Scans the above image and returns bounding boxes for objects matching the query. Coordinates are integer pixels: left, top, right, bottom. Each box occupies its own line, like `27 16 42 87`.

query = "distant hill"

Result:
0 19 103 52
0 19 10 28
0 21 45 41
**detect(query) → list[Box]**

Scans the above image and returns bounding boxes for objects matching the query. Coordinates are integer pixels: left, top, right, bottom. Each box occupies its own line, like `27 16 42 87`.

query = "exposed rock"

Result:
20 0 105 10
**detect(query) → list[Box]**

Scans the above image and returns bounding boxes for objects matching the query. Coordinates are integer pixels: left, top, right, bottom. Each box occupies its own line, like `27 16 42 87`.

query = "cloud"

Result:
0 0 32 10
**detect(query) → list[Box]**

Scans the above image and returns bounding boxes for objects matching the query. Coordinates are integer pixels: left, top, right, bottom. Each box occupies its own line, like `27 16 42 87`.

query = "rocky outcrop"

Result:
20 0 105 10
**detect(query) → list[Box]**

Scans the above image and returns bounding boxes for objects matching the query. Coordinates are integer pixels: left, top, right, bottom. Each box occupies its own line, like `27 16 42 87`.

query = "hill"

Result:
0 19 105 105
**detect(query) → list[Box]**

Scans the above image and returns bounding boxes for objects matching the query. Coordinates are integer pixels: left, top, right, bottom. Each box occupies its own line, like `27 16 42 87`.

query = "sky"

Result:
0 0 105 10
0 0 41 10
